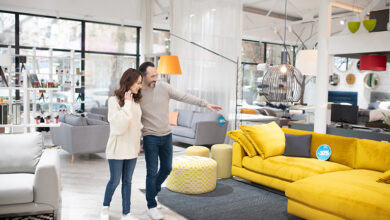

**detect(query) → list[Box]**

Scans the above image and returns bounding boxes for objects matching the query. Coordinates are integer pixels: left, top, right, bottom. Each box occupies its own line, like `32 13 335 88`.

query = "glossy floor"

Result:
58 146 187 220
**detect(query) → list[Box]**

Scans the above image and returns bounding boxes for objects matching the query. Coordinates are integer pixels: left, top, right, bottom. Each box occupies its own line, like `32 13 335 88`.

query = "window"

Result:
19 15 81 50
153 29 170 54
266 44 295 66
86 23 137 53
85 54 136 110
242 64 265 104
242 40 264 63
0 12 15 45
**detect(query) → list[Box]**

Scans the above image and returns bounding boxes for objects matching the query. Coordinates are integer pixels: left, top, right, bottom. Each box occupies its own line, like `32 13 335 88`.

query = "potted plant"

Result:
45 115 51 124
54 114 60 124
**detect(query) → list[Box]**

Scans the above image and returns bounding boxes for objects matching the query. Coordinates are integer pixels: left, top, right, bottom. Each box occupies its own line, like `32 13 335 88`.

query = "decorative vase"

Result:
348 21 360 33
363 19 376 32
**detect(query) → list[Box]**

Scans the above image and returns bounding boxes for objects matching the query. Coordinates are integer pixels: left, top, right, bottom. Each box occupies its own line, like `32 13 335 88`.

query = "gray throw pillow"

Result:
65 114 87 126
283 134 312 158
0 132 43 174
177 110 194 128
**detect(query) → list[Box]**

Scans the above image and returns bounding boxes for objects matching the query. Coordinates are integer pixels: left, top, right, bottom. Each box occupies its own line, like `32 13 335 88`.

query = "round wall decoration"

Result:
346 73 356 85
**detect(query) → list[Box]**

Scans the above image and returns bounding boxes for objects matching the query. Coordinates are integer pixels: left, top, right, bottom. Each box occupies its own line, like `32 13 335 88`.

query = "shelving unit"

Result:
0 47 84 133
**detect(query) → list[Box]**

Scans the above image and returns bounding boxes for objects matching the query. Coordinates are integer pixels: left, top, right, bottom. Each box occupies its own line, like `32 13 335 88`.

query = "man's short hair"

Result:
139 61 155 76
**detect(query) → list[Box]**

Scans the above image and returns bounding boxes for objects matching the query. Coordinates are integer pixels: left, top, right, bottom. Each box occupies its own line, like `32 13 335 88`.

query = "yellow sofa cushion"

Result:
242 155 351 182
356 139 390 172
232 142 244 168
241 122 285 159
227 130 257 157
286 169 390 220
283 128 357 168
377 170 390 184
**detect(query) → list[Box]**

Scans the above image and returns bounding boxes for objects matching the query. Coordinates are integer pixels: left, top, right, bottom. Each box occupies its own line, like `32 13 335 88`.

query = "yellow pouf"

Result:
185 146 210 157
211 144 233 178
166 156 217 194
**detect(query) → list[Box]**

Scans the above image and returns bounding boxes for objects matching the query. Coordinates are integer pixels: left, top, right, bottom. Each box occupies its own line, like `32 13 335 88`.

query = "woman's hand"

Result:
124 91 132 101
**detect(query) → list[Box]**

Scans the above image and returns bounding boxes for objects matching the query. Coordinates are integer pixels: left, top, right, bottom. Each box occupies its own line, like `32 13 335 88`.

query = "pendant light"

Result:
261 0 304 103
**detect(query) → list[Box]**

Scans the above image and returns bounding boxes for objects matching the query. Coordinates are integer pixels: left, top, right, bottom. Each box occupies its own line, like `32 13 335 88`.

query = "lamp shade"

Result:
0 54 12 67
295 49 317 76
360 55 386 71
157 55 182 75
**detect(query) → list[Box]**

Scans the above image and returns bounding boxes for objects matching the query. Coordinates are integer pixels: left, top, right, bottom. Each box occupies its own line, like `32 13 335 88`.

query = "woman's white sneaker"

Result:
121 213 139 220
156 197 162 209
100 206 109 220
147 207 164 220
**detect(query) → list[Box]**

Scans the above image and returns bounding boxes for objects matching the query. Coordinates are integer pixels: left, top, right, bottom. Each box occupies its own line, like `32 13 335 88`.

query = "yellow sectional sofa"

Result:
231 127 390 220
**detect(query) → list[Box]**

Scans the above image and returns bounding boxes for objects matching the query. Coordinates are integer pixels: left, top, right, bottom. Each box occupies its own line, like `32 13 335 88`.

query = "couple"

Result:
100 62 222 220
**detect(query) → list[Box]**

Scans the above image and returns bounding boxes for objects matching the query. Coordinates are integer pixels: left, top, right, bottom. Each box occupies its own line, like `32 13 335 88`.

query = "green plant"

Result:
382 112 390 127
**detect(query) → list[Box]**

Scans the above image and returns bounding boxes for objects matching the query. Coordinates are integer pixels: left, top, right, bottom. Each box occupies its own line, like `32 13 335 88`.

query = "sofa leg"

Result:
71 155 75 163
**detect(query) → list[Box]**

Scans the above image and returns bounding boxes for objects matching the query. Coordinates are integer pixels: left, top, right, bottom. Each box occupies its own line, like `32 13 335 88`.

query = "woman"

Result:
101 68 143 220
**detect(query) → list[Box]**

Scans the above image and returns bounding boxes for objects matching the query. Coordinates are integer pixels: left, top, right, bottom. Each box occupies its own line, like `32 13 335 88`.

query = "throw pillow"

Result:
240 108 257 115
240 121 285 159
283 134 312 158
227 130 257 157
169 112 179 126
377 170 390 184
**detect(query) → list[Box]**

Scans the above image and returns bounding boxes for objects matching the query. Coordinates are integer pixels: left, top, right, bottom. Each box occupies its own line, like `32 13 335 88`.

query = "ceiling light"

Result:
211 8 216 12
340 19 345 25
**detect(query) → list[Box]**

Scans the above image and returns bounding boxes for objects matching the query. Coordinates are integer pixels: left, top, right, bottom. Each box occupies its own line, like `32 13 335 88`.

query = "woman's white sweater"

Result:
105 96 143 160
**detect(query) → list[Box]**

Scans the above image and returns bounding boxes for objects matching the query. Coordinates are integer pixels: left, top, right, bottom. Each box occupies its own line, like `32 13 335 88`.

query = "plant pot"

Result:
348 21 360 33
363 19 376 32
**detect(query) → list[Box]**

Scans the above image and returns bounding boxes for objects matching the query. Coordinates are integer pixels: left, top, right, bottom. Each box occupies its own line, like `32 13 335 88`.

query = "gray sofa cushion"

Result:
0 173 34 205
87 118 109 125
65 114 87 126
284 134 312 158
0 133 43 174
177 110 194 128
87 113 105 121
171 126 196 139
191 112 220 129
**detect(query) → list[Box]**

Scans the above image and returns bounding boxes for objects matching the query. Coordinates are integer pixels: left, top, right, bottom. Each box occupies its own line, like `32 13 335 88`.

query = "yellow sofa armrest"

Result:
232 142 245 167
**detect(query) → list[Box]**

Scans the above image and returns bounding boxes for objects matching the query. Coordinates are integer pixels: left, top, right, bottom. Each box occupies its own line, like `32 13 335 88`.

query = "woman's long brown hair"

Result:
114 68 142 107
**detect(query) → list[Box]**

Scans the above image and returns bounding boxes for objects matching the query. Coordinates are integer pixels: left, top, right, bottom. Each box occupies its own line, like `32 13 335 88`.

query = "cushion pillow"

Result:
240 121 285 159
65 114 87 126
227 130 257 157
377 170 390 184
0 133 43 174
283 134 312 158
169 112 179 126
177 110 194 128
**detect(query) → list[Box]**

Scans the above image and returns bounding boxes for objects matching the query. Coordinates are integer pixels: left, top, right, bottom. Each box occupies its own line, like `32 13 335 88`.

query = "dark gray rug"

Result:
143 178 301 220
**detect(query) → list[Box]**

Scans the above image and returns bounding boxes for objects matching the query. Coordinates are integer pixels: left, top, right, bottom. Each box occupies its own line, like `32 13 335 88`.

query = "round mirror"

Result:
356 60 361 71
364 73 379 89
334 57 353 72
329 73 340 86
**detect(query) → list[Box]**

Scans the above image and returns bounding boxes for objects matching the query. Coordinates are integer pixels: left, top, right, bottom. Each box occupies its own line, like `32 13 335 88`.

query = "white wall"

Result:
304 59 390 109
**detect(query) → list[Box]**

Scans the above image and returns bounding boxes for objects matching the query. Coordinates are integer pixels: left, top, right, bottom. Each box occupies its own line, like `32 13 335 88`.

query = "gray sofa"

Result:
87 107 108 122
51 114 110 162
0 133 61 218
172 109 228 146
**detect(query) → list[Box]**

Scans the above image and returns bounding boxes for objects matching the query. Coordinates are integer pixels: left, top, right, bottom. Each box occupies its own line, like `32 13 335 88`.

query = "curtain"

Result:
169 0 242 131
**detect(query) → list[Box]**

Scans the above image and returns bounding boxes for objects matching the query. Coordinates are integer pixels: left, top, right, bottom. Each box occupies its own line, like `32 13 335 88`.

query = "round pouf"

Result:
185 146 210 157
211 144 233 179
166 156 217 194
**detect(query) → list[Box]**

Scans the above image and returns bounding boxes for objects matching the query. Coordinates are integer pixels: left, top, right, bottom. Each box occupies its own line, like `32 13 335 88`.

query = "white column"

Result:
141 0 154 61
314 0 331 134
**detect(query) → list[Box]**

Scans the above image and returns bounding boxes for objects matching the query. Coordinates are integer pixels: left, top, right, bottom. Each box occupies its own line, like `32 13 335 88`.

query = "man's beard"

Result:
148 81 156 88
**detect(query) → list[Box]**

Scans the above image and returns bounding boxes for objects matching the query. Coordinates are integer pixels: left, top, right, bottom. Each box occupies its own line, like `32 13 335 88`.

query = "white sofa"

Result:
0 133 61 218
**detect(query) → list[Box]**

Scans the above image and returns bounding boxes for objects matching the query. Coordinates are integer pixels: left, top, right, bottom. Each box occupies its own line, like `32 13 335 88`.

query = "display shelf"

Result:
0 87 24 90
27 87 61 91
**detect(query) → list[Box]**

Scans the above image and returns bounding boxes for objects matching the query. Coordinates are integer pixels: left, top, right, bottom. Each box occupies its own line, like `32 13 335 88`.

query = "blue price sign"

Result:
316 144 331 161
218 116 226 126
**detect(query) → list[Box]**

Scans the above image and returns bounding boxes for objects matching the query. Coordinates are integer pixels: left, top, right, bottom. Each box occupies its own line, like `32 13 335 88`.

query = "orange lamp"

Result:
157 55 182 75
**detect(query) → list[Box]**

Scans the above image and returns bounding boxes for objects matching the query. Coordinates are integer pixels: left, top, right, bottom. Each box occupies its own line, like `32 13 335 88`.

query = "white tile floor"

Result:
58 145 188 220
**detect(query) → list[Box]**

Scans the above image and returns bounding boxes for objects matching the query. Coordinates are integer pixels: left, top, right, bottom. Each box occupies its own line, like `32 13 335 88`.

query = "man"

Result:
139 62 222 220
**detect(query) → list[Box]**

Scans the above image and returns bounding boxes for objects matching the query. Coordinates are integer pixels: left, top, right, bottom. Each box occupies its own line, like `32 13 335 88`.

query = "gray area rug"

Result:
143 178 302 220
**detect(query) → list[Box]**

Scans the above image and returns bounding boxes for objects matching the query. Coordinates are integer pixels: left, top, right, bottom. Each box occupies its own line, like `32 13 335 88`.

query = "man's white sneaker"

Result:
121 213 139 220
156 197 162 209
100 206 109 220
147 207 164 220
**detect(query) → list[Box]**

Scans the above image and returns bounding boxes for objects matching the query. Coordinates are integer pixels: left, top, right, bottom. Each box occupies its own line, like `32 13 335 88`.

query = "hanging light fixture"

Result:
261 0 304 103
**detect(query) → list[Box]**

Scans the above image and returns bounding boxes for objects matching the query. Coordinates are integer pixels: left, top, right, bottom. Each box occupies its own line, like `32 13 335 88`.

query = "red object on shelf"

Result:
360 55 387 71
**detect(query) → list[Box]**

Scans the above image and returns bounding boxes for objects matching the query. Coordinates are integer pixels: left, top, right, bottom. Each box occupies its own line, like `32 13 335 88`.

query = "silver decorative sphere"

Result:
261 64 304 102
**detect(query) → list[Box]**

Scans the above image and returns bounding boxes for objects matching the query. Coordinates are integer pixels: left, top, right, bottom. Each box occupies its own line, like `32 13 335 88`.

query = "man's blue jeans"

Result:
103 158 137 214
143 134 173 209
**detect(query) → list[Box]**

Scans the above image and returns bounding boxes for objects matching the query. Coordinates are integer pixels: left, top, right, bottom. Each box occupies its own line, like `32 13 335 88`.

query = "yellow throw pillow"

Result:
377 170 390 184
227 130 257 157
241 122 285 159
